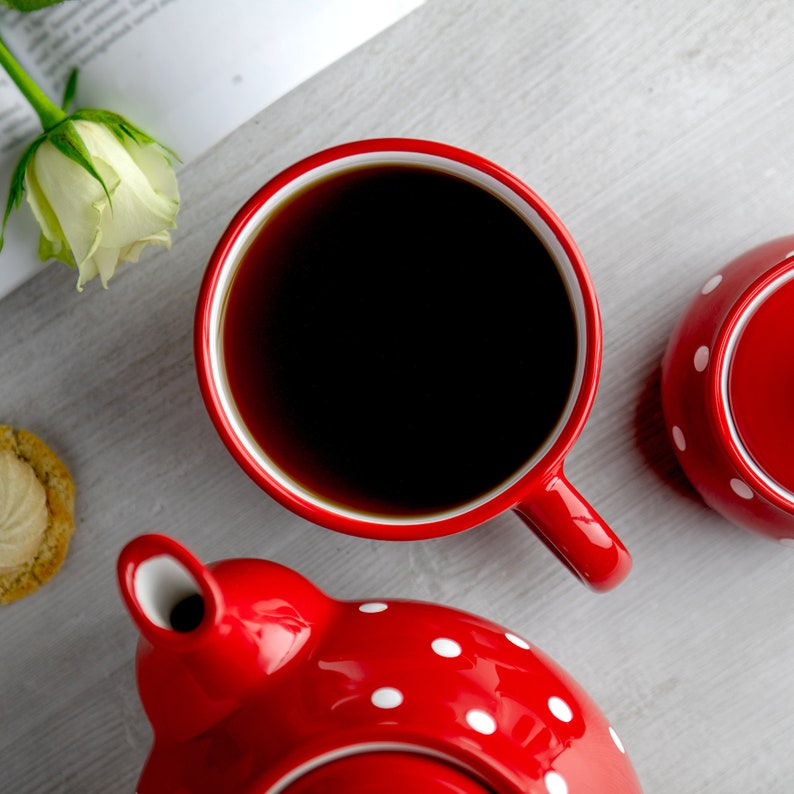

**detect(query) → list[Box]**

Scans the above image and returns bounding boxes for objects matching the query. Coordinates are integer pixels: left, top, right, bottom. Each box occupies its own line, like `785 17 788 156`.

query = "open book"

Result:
0 0 424 297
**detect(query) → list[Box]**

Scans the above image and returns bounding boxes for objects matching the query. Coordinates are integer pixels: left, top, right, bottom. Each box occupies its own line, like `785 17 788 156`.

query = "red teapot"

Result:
118 534 642 793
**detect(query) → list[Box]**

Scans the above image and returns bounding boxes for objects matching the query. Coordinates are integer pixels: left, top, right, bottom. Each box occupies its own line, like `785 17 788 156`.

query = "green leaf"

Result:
47 119 112 205
0 134 45 252
61 67 78 111
72 108 181 163
0 0 69 10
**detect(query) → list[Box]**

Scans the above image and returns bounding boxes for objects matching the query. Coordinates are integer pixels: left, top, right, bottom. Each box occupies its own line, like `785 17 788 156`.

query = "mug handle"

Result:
513 467 632 592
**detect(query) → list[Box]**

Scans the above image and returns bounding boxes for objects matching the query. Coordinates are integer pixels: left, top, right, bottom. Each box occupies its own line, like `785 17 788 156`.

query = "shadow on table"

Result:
633 361 700 503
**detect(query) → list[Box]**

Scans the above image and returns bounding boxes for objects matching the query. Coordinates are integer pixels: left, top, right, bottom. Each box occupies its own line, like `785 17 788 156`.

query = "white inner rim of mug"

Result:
721 267 794 505
208 151 589 524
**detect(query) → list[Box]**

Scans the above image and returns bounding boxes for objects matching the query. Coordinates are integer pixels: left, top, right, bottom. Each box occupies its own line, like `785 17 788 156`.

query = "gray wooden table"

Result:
3 1 794 791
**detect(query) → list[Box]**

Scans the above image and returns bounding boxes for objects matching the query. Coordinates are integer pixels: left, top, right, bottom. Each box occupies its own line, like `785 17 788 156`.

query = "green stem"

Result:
0 34 65 131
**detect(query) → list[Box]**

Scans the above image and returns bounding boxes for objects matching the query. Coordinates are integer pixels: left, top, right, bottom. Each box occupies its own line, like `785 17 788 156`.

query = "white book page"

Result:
0 0 425 296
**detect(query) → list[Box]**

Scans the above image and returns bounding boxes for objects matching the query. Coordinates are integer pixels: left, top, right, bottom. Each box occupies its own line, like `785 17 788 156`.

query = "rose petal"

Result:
28 140 107 265
122 137 179 200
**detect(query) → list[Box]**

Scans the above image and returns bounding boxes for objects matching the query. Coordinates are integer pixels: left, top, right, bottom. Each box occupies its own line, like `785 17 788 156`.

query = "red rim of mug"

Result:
711 256 794 509
194 138 602 540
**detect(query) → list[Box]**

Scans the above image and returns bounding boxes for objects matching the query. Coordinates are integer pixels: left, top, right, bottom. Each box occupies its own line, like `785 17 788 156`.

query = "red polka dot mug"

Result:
195 138 632 592
118 533 643 793
661 236 794 541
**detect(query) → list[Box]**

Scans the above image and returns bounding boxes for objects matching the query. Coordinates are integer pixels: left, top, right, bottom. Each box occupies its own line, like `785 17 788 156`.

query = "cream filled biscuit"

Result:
0 426 75 604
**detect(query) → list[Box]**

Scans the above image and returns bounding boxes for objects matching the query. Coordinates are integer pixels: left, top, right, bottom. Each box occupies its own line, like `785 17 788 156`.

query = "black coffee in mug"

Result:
222 164 576 515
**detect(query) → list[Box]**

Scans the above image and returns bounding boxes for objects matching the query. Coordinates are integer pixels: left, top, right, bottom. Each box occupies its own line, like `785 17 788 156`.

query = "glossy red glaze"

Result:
729 275 794 494
514 470 632 590
118 534 642 793
194 138 631 591
661 236 794 540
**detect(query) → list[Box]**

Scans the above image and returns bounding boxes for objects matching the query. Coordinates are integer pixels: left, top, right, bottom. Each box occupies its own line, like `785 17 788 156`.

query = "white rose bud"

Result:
0 38 180 292
2 106 179 292
22 116 179 290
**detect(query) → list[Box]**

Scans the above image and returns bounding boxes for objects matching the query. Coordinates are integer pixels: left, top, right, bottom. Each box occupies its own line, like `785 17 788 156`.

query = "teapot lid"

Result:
275 750 492 793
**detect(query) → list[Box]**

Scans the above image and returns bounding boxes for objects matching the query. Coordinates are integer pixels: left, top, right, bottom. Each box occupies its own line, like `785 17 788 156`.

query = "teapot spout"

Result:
118 533 222 650
118 533 267 743
119 533 332 743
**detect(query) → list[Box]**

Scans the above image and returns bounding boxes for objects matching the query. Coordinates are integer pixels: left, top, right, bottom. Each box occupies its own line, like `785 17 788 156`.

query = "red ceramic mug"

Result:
194 138 631 591
662 236 794 541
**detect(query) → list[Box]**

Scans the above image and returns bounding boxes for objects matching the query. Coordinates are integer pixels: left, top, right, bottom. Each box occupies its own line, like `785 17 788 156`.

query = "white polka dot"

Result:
465 709 497 735
359 602 388 613
548 696 574 723
432 638 462 658
693 345 710 372
371 687 403 709
544 771 568 794
730 478 754 500
505 632 530 650
610 726 626 754
672 425 686 451
786 250 794 259
779 538 794 548
701 274 723 294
